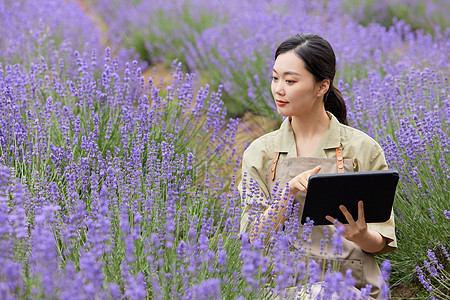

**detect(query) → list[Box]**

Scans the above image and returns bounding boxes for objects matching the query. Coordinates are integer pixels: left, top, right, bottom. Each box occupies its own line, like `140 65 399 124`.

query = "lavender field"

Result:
0 0 449 299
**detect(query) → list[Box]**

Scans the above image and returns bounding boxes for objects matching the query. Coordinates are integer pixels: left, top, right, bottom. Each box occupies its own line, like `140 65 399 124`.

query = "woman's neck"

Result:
290 108 330 156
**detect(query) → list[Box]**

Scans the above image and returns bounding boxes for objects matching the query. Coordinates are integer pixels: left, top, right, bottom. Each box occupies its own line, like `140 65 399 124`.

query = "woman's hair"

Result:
275 33 348 125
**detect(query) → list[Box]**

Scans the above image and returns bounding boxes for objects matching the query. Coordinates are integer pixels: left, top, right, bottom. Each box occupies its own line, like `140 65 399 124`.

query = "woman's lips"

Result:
276 100 288 106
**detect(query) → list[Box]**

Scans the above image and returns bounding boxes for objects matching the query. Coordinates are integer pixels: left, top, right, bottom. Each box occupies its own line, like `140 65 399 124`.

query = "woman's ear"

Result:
317 79 330 97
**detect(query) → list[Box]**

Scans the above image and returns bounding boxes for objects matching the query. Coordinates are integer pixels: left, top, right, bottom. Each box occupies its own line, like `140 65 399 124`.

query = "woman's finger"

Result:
325 215 343 227
308 165 322 175
339 204 355 224
303 166 322 189
358 200 366 223
298 177 308 190
305 165 322 179
297 183 306 193
325 215 335 224
290 166 322 194
290 181 306 194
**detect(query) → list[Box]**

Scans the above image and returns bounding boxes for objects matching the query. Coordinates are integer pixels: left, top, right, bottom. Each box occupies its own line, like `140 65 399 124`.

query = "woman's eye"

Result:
286 80 295 84
272 76 278 81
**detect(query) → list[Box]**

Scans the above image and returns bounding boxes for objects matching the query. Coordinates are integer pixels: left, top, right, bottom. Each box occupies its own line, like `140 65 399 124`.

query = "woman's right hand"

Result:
288 165 322 195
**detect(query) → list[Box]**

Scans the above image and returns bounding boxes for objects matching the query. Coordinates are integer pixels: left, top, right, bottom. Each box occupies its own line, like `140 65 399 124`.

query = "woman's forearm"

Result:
355 230 387 253
249 188 291 243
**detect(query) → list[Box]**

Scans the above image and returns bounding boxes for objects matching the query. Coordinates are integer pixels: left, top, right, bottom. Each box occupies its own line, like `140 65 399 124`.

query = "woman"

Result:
239 33 397 299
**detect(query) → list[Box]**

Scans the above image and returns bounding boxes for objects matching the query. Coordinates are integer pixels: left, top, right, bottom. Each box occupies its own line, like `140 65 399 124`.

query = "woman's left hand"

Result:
325 200 367 243
326 200 386 253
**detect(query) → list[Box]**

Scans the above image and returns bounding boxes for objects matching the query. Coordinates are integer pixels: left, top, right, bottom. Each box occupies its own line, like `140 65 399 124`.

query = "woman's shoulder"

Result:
338 123 387 171
244 129 280 157
240 129 283 178
339 123 383 152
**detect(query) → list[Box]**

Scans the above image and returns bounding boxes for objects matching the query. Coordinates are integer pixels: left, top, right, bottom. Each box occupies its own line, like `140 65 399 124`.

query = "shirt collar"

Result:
273 117 297 156
273 111 342 157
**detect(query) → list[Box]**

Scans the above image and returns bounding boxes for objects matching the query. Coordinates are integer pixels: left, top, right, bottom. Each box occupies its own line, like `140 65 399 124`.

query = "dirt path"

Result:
142 63 176 88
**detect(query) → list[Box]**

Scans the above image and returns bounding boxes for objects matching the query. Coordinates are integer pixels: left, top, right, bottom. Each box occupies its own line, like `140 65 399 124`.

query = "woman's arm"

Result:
249 166 322 243
326 201 387 253
249 189 289 243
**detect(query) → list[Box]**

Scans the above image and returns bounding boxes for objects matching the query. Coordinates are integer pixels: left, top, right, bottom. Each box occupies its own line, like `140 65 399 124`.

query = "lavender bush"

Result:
90 3 450 293
2 0 449 298
0 0 138 77
0 47 384 298
92 0 231 68
94 0 448 117
342 66 450 294
416 246 450 299
344 0 450 35
0 0 97 64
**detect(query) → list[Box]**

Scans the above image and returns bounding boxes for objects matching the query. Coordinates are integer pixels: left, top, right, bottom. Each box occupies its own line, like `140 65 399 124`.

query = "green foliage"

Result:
343 0 450 35
122 2 228 68
204 45 276 118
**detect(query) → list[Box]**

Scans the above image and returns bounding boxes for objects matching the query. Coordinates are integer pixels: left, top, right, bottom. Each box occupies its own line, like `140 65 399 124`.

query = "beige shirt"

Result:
239 112 397 255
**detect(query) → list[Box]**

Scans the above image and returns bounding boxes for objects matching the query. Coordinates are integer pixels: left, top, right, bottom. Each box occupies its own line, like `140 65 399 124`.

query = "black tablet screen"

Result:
301 170 399 225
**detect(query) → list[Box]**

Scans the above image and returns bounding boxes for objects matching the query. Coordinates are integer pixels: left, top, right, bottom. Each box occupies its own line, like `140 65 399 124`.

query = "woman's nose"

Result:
273 81 285 96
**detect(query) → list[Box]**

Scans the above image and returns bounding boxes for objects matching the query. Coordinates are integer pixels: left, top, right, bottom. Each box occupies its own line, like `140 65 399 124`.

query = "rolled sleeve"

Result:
367 210 397 255
363 144 397 255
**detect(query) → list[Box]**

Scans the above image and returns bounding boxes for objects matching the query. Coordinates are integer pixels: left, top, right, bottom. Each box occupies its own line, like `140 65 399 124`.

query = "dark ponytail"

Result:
325 85 348 125
275 33 348 125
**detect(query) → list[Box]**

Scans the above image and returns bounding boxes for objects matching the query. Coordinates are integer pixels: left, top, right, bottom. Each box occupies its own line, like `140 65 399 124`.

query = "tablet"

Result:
301 170 399 225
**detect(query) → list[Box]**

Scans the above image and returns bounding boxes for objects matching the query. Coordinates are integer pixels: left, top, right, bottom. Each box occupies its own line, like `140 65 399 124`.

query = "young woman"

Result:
239 33 397 299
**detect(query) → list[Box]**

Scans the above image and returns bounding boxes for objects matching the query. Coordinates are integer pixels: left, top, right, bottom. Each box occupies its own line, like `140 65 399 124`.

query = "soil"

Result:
142 63 175 88
390 284 419 299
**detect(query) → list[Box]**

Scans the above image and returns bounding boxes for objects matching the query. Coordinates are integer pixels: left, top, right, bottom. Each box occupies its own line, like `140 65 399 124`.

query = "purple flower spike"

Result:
416 266 433 292
190 278 222 300
359 284 373 300
379 260 391 299
331 223 345 256
322 271 343 298
444 210 450 219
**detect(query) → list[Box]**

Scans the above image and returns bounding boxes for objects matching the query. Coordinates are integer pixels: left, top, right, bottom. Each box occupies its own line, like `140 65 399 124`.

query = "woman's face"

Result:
271 51 324 118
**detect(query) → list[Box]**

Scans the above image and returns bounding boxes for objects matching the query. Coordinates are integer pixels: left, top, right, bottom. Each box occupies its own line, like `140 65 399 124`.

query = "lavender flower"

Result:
379 260 391 299
322 271 343 298
442 246 450 262
331 223 345 256
217 235 227 267
416 266 433 292
359 284 373 300
190 278 222 300
428 208 437 224
444 210 450 219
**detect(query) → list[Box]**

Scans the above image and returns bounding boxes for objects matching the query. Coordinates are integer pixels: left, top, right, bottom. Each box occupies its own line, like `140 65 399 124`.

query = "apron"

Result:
266 149 383 299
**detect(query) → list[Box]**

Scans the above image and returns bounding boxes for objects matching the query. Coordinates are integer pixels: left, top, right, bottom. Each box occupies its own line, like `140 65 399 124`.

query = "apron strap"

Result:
270 152 280 181
336 147 344 173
